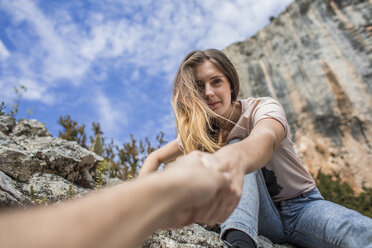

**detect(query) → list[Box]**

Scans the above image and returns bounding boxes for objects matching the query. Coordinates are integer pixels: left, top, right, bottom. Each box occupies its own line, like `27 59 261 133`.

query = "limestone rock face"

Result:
0 170 29 207
0 116 102 188
0 170 88 207
21 173 89 203
224 0 372 190
0 116 16 134
0 116 100 207
13 119 51 137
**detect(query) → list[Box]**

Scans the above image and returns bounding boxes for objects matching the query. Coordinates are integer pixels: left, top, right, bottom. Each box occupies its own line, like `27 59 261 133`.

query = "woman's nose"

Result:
204 84 214 97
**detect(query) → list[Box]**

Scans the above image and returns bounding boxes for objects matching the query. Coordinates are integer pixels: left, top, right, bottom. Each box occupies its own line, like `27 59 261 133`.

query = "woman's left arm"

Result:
215 117 286 174
197 118 286 221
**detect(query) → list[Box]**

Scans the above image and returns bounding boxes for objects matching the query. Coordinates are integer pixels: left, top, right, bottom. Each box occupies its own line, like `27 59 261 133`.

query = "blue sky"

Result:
0 0 293 145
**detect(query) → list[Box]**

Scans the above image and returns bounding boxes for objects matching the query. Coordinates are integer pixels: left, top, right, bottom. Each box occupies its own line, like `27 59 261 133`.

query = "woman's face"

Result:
195 60 232 117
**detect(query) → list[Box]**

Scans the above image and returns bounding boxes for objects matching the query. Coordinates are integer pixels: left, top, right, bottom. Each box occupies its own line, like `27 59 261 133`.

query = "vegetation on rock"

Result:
316 170 372 218
58 115 166 182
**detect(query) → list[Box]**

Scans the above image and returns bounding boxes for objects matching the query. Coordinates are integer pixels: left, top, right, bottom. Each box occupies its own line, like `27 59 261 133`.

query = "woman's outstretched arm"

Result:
0 152 230 248
138 139 183 177
198 118 286 221
217 118 286 174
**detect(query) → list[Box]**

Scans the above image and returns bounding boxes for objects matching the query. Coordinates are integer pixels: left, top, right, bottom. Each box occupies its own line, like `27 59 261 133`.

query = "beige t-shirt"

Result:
177 97 316 202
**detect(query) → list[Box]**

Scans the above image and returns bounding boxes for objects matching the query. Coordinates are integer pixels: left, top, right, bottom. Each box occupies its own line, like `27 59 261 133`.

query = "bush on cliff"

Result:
58 115 165 182
316 170 372 218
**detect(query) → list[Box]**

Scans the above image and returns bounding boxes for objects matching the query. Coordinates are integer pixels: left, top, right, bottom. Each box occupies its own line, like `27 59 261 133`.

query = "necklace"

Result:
225 101 237 128
223 101 248 132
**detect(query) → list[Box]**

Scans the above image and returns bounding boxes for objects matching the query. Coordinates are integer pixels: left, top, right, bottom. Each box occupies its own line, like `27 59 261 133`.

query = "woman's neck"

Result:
220 101 242 131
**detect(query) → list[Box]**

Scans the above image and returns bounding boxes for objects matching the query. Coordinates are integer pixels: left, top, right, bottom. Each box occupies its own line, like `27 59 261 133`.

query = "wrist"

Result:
217 144 246 173
136 171 186 229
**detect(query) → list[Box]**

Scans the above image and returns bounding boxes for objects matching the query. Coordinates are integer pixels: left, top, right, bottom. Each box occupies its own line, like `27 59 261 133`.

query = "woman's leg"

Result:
221 139 287 246
221 169 287 246
221 170 260 246
279 187 372 248
256 169 287 243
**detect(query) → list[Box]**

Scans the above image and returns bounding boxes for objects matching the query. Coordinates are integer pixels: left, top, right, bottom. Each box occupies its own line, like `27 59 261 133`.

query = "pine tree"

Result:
58 115 87 147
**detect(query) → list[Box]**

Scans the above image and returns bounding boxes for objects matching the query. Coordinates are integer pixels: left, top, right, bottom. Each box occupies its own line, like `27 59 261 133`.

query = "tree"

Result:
316 170 372 218
58 115 87 148
57 116 167 181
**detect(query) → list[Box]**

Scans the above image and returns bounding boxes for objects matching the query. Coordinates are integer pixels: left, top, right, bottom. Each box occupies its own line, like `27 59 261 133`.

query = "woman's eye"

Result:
212 79 221 85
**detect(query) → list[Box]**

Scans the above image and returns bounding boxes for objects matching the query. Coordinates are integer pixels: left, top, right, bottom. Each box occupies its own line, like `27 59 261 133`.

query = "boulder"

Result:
0 116 103 188
0 170 28 207
21 173 89 204
0 116 16 134
13 119 51 137
142 224 296 248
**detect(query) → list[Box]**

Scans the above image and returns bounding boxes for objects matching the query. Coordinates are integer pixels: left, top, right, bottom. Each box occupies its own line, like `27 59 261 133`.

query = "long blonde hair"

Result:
172 49 240 154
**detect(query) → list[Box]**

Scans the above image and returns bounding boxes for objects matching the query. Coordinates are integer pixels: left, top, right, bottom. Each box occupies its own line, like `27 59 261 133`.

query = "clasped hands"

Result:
164 150 244 228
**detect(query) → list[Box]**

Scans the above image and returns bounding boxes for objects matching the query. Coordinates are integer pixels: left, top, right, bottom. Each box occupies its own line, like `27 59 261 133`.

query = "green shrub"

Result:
95 159 111 189
58 115 87 147
316 170 372 218
58 116 166 183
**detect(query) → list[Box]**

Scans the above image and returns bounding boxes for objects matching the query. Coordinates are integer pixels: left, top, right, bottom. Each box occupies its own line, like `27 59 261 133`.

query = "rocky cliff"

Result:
224 0 372 191
0 116 101 207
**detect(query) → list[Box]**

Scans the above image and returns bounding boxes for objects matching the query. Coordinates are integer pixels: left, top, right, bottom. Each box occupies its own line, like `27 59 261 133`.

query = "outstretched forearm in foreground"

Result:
0 155 230 248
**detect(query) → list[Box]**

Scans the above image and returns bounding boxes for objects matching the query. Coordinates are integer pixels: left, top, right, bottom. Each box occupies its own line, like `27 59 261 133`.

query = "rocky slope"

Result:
224 0 372 191
0 116 294 247
0 116 100 207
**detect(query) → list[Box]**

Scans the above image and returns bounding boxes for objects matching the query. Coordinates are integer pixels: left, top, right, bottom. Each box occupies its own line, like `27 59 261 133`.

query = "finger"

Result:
218 188 241 222
204 190 227 225
211 189 233 223
192 203 212 224
198 190 225 225
192 188 222 224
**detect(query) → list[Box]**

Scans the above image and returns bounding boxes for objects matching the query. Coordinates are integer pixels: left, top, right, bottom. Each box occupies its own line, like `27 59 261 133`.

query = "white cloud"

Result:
93 91 129 138
3 0 88 81
0 0 294 140
1 0 294 89
159 110 177 141
18 79 55 104
0 40 10 59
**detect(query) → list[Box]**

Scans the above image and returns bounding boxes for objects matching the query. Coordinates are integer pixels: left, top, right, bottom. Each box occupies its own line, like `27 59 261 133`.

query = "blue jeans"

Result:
221 168 372 248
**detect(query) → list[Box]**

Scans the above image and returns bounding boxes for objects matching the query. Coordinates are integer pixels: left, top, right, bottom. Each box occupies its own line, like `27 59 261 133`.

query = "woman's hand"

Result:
192 118 286 224
138 139 183 178
196 150 244 224
158 151 232 228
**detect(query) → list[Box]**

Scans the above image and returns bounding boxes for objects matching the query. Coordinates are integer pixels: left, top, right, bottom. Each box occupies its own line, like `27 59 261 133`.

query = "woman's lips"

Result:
208 102 220 109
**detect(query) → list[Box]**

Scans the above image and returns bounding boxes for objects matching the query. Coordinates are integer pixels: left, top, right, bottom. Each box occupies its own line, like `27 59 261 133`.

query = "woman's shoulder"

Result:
240 96 280 112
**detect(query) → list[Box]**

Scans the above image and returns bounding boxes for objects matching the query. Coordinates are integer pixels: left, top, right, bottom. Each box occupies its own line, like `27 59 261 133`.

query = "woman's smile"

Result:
208 101 220 110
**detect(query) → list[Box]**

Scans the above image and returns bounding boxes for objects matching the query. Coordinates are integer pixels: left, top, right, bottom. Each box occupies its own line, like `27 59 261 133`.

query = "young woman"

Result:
139 49 372 248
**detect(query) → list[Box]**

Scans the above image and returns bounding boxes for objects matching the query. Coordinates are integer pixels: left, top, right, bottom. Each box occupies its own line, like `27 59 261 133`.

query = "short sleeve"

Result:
176 134 184 152
251 97 289 137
